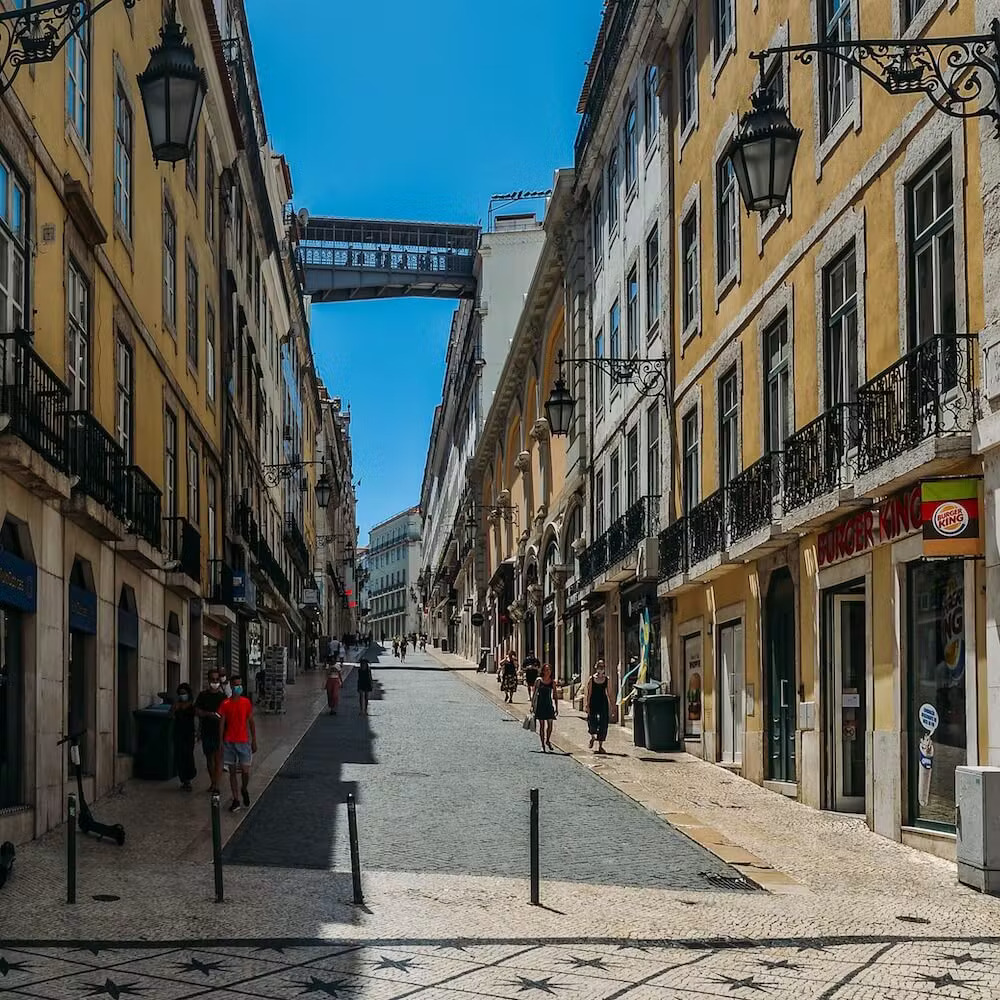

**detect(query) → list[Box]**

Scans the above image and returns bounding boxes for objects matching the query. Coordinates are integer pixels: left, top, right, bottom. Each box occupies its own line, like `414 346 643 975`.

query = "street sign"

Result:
471 612 485 627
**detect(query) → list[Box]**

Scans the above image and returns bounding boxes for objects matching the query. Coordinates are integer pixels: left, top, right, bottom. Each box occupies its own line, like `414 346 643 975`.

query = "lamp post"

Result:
728 22 1000 215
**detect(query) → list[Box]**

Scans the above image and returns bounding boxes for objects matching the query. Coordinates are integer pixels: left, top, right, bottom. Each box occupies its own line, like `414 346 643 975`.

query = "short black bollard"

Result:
347 793 363 905
211 792 224 903
67 793 77 905
529 787 539 906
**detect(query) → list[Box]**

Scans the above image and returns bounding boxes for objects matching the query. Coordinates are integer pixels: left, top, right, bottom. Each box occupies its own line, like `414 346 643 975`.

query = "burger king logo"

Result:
932 501 969 537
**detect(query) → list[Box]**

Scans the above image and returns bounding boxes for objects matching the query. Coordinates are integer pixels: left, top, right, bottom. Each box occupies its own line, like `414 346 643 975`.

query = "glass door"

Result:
832 595 866 812
718 621 744 764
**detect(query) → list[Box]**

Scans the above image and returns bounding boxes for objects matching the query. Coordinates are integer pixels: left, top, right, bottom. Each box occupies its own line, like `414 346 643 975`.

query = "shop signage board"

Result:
0 549 36 613
471 612 485 626
817 486 922 567
921 479 984 557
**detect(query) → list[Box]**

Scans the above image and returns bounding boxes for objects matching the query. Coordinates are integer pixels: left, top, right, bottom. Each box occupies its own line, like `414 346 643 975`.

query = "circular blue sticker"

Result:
919 703 939 734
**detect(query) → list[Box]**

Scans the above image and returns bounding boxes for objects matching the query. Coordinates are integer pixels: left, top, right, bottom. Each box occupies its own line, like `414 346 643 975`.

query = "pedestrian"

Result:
477 648 488 673
171 683 197 790
400 637 407 662
392 638 399 658
584 659 611 754
500 652 518 703
195 669 226 794
523 650 540 693
325 663 343 715
218 669 233 699
532 662 558 753
357 656 373 716
219 676 257 813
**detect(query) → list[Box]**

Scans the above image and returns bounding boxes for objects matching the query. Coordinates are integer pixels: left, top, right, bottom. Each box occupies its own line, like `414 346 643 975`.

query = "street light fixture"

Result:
729 23 1000 215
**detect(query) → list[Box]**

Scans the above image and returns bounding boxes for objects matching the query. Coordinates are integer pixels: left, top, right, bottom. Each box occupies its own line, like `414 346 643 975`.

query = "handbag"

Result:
522 713 537 732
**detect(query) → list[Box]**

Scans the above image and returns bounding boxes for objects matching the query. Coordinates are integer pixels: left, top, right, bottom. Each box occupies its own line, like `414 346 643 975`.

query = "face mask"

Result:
178 693 189 701
232 685 244 696
209 682 220 690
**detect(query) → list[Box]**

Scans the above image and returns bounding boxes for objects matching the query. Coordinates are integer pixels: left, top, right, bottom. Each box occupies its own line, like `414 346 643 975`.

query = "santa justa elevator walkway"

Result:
297 216 480 303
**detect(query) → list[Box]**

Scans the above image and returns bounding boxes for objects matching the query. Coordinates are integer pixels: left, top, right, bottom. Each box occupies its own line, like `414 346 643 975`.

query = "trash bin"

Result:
440 638 449 652
132 705 176 780
642 693 680 752
631 682 661 748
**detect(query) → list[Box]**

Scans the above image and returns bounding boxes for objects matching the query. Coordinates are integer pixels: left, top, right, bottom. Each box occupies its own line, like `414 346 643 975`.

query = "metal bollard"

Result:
211 792 224 903
347 793 363 905
67 794 77 905
530 787 539 906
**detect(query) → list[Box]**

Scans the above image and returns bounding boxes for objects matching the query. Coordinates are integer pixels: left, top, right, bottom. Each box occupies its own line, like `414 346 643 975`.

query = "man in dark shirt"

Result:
195 669 226 794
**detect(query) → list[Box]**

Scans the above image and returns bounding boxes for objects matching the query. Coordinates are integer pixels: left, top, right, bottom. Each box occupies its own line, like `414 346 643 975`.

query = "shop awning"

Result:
489 557 516 592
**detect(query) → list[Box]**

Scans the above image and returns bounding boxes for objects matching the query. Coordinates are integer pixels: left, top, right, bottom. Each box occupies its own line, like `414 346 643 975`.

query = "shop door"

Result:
718 621 744 764
832 595 866 812
766 569 797 782
0 608 23 808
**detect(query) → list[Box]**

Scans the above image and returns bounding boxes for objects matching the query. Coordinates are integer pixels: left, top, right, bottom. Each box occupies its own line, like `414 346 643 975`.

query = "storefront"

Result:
68 558 97 773
562 599 582 683
116 586 139 755
679 619 703 748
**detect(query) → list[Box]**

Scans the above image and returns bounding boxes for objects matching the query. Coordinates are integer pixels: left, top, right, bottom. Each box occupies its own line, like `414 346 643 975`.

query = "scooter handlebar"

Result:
58 730 86 745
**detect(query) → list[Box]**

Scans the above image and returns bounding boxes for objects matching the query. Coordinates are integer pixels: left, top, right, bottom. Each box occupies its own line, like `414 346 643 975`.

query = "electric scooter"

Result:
58 731 126 846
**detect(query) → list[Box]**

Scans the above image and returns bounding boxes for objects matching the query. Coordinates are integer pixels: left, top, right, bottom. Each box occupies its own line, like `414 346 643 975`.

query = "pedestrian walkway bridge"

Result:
298 216 480 302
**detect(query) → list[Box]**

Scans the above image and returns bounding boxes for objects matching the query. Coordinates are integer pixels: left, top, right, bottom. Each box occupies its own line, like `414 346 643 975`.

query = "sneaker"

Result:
242 788 250 807
229 800 242 813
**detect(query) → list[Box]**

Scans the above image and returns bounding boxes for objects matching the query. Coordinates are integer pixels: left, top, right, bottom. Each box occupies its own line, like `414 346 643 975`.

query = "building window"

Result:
207 471 217 560
66 22 88 144
206 301 216 402
163 203 176 327
607 147 619 232
187 442 199 523
763 56 785 106
0 158 26 333
67 262 89 411
114 85 132 235
595 468 605 536
205 145 216 242
115 336 133 462
186 128 198 195
682 207 699 329
624 103 638 192
904 0 929 26
609 449 621 522
764 314 792 453
626 267 639 358
646 404 660 498
164 409 177 519
714 0 733 56
186 255 198 367
609 299 621 360
821 0 854 134
680 17 697 132
717 154 739 281
824 243 859 409
908 152 955 347
719 366 739 488
646 227 660 330
592 188 603 268
626 426 639 507
594 329 605 415
643 65 659 149
682 410 699 514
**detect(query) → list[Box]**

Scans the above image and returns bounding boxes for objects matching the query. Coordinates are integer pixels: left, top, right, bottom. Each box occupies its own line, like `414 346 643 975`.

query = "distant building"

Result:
367 507 422 639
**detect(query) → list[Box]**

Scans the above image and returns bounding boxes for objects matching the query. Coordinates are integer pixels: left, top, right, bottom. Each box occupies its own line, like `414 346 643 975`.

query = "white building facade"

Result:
367 507 422 641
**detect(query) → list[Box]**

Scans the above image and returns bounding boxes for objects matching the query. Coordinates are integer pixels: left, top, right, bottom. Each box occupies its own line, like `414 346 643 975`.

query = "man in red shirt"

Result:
218 677 257 813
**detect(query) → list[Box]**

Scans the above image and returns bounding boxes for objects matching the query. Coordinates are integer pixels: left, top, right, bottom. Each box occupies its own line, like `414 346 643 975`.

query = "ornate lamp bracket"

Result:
557 349 667 398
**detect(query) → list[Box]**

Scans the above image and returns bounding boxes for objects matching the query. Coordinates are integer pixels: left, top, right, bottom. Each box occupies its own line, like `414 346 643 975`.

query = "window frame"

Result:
164 408 177 521
0 156 27 336
186 127 198 197
682 206 699 333
609 299 621 363
626 266 639 359
67 260 89 412
115 334 133 463
625 426 640 508
764 314 792 454
643 65 659 154
187 441 200 524
624 102 638 193
646 226 660 333
820 0 855 137
205 143 216 242
185 253 199 367
592 187 603 270
646 404 660 499
682 409 699 515
594 328 605 417
609 448 621 523
595 468 606 537
113 83 133 237
206 299 216 403
607 146 620 235
713 0 734 60
718 365 740 489
163 202 177 329
823 242 859 409
679 17 698 138
716 152 739 285
66 21 89 146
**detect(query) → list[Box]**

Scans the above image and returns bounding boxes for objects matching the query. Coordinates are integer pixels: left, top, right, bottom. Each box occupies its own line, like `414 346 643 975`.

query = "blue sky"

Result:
246 0 599 538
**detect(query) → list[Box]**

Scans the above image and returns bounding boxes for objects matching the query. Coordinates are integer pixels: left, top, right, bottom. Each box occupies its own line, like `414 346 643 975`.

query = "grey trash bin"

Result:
631 681 661 748
643 693 680 752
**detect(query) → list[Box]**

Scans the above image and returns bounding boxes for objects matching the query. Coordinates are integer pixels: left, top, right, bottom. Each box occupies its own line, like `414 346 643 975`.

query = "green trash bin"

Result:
643 693 681 752
132 706 176 780
631 682 661 748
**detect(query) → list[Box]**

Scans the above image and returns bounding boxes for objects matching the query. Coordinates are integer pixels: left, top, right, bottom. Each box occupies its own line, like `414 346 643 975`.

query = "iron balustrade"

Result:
581 496 659 583
208 559 234 607
687 491 726 565
298 245 475 276
163 517 201 583
657 517 688 581
856 334 978 475
727 454 777 543
782 402 857 512
257 537 291 601
124 465 162 548
283 512 310 574
66 411 127 519
0 331 69 470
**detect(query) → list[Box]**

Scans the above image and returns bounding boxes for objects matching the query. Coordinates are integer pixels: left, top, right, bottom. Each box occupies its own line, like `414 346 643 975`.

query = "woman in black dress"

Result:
532 663 558 752
357 657 373 716
171 683 197 790
584 660 610 754
500 653 518 703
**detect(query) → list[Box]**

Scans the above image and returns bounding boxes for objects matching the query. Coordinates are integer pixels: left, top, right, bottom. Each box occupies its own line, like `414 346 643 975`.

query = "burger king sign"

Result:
921 478 983 557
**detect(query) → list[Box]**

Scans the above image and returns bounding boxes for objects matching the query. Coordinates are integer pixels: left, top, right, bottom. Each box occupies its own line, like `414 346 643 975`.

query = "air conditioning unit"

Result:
956 766 1000 895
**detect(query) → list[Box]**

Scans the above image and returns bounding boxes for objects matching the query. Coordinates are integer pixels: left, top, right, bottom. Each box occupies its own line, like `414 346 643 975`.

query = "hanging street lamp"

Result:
314 472 333 511
543 366 575 437
137 0 207 164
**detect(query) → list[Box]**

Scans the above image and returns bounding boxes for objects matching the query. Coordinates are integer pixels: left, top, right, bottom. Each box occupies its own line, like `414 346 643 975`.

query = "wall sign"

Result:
0 549 36 613
817 486 922 567
683 634 702 738
921 478 983 557
68 584 97 634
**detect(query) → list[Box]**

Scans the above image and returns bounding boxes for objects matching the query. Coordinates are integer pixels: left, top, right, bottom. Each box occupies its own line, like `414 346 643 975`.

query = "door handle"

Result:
780 679 788 709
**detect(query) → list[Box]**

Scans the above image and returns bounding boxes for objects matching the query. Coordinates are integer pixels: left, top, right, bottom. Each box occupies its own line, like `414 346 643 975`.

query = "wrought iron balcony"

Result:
283 512 310 574
66 411 127 519
163 516 201 583
687 490 726 565
0 331 69 471
258 536 291 602
581 496 659 583
782 402 857 513
657 517 688 582
856 334 978 475
727 453 778 544
124 465 162 548
207 559 234 607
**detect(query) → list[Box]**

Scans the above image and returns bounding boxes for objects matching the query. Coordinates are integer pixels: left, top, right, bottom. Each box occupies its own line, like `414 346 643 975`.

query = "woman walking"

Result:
325 663 343 715
584 659 611 754
357 657 373 716
532 663 558 752
500 652 518 703
172 683 198 790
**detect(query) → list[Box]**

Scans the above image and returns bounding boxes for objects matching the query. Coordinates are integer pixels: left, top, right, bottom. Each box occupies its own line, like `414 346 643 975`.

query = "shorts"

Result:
223 741 252 769
201 735 220 757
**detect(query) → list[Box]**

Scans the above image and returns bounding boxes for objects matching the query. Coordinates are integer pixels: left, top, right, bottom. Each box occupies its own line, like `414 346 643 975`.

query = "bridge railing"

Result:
298 246 475 275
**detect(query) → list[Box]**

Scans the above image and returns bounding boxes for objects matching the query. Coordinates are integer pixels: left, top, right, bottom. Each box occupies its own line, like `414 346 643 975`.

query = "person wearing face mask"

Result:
219 676 257 812
195 670 226 794
171 683 197 790
218 671 233 698
584 659 611 754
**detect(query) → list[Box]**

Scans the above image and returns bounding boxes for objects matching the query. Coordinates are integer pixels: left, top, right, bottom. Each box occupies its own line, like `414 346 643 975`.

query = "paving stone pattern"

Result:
223 656 737 890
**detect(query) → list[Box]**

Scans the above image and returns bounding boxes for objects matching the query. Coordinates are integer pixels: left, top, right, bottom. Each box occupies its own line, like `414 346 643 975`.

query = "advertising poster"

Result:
921 478 983 557
684 634 703 737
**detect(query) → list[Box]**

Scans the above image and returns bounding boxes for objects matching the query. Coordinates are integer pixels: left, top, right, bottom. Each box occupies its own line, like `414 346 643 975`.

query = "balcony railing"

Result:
687 491 726 565
657 517 688 581
0 331 69 471
783 402 857 513
257 536 291 601
857 334 978 475
580 495 659 583
727 454 777 544
208 559 234 607
163 516 201 583
66 411 127 519
124 465 162 548
283 512 310 573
